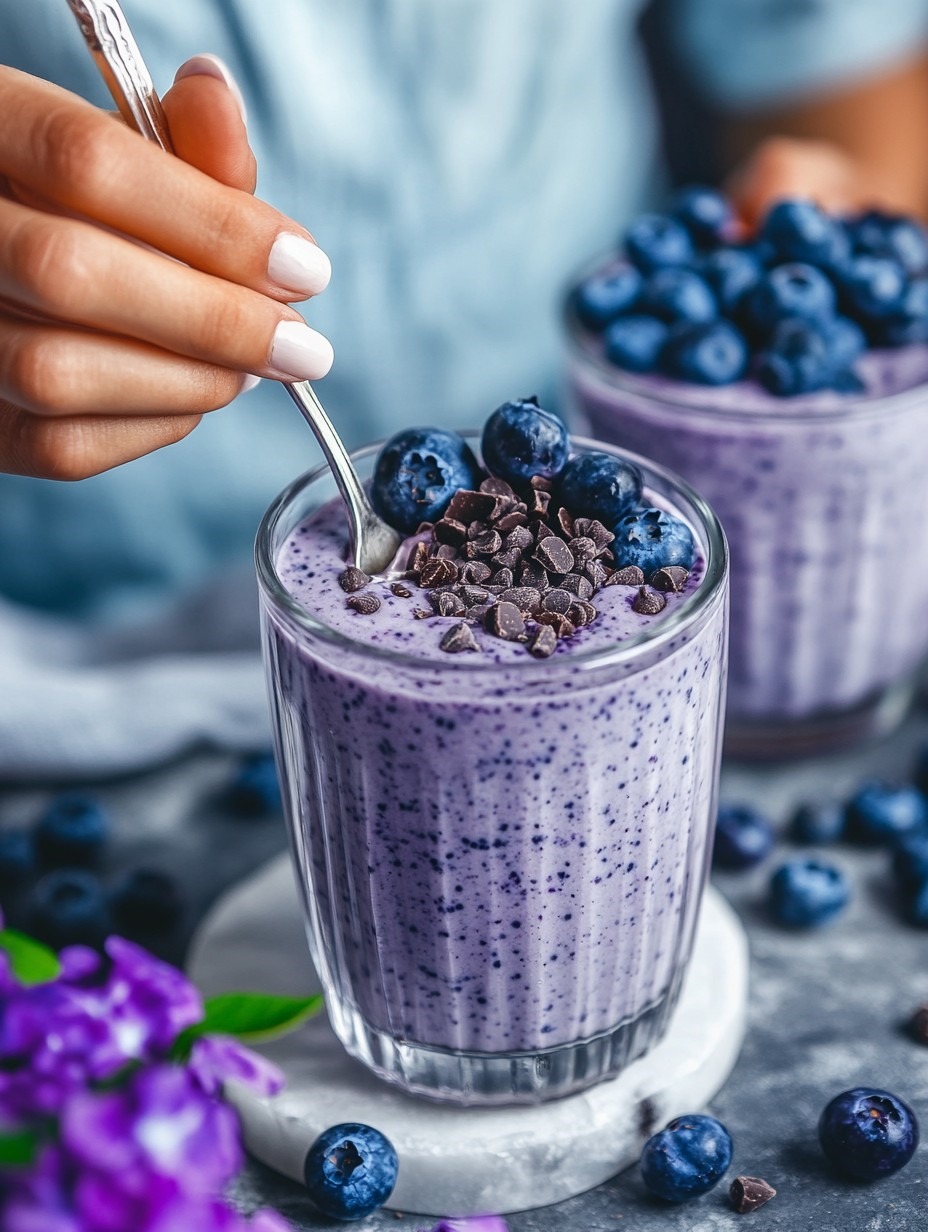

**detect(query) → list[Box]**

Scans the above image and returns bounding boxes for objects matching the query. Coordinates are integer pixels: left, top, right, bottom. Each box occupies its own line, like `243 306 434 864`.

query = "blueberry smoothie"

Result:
256 419 728 1104
565 193 928 754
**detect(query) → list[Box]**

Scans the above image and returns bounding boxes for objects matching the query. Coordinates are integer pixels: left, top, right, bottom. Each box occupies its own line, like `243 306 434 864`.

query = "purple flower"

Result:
189 1035 285 1099
1 1144 83 1232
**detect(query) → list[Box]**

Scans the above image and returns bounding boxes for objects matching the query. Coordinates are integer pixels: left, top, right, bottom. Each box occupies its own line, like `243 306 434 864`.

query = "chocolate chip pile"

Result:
339 476 689 656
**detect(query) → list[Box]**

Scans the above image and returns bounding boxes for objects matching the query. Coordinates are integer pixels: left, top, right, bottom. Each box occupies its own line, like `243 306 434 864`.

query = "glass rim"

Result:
255 432 728 676
563 252 928 425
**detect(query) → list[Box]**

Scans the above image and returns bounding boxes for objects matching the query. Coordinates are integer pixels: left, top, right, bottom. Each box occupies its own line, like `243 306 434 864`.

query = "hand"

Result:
0 59 333 480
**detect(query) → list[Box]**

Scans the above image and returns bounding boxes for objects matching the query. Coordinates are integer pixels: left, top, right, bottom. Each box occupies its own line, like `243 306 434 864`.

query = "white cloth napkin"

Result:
0 567 271 782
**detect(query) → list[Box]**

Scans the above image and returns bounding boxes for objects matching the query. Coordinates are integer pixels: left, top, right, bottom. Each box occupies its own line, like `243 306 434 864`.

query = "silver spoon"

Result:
65 0 402 575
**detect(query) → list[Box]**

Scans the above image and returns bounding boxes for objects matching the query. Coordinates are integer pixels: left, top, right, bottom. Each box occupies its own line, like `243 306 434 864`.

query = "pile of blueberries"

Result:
0 753 281 949
573 190 928 395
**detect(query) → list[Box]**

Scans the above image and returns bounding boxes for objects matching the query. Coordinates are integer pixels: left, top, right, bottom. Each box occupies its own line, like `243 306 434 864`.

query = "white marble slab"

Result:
188 855 748 1216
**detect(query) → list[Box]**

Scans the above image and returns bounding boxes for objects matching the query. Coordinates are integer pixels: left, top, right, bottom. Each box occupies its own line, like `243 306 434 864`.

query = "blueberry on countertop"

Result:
226 752 283 817
640 1113 733 1202
713 804 775 870
819 1088 919 1181
845 781 928 846
769 858 849 928
34 794 110 868
760 200 850 270
0 831 35 885
837 256 907 321
662 320 748 385
746 263 836 334
671 185 733 246
575 265 642 329
304 1122 398 1220
613 507 696 575
641 268 717 325
554 451 643 527
756 319 838 397
31 869 111 949
625 213 694 274
110 868 184 933
853 210 928 276
603 315 669 373
789 798 846 845
371 427 481 534
700 247 763 314
481 397 569 488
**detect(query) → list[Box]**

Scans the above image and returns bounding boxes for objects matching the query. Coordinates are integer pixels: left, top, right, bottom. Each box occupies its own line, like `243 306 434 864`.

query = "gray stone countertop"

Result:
3 705 928 1232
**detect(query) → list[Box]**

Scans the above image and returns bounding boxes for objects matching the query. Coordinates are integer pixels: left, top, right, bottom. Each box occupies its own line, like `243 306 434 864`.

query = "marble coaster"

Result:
188 854 748 1216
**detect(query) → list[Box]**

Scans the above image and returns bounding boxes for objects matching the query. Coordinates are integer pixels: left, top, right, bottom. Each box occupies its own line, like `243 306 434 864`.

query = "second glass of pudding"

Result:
256 435 728 1105
566 275 928 757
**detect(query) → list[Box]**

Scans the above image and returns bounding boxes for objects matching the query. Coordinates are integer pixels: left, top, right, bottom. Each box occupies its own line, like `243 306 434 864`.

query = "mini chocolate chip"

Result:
390 582 413 598
534 536 574 574
573 518 615 553
491 568 514 589
528 624 558 658
480 477 518 500
428 542 459 561
651 566 689 593
495 510 529 531
446 489 500 524
420 558 460 587
599 547 615 565
606 565 646 587
910 1004 928 1044
413 608 433 619
534 521 556 541
543 588 572 614
407 541 429 574
436 592 466 617
535 611 576 639
486 600 526 640
568 536 596 563
440 622 480 654
499 586 543 614
529 474 553 492
465 604 493 623
518 559 550 591
346 593 381 615
461 585 490 605
505 525 534 553
460 561 492 584
584 559 610 589
568 599 597 627
338 566 370 593
433 517 468 546
556 507 575 537
559 573 593 600
632 586 666 615
467 519 488 541
729 1177 776 1214
491 548 521 571
529 488 551 517
467 530 503 558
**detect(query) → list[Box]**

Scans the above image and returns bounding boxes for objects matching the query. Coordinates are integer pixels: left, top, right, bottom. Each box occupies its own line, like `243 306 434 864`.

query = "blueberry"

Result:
640 1113 733 1202
713 804 775 870
760 200 850 270
624 214 694 273
481 397 569 488
110 868 184 933
873 279 928 347
837 256 907 321
31 870 111 949
371 428 481 534
554 451 643 526
852 210 928 276
819 1088 919 1181
34 794 109 868
906 880 928 927
746 263 836 335
574 265 642 330
892 832 928 892
0 831 36 886
822 315 866 369
641 269 717 325
614 507 696 574
756 319 836 397
662 321 748 386
671 186 733 246
700 247 763 314
769 858 850 928
845 781 928 846
603 315 669 373
303 1123 398 1220
789 799 846 845
226 753 282 817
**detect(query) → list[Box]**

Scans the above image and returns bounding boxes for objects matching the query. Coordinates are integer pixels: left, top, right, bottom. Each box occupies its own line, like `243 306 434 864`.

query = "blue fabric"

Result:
1 0 925 621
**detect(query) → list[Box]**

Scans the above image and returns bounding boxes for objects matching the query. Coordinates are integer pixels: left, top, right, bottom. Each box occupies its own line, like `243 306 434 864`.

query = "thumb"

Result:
162 54 257 193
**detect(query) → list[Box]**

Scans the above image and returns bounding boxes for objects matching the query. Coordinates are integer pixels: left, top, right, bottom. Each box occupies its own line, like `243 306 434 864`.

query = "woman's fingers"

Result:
0 67 330 301
163 56 257 193
0 196 333 381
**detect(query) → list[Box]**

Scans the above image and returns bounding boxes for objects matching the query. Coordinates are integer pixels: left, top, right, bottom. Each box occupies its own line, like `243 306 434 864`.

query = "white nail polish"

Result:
239 373 261 394
267 234 332 296
174 53 248 126
268 321 334 381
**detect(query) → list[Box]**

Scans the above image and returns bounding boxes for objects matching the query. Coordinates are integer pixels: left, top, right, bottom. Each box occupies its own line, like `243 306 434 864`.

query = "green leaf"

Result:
0 930 61 986
171 992 323 1060
0 1129 39 1167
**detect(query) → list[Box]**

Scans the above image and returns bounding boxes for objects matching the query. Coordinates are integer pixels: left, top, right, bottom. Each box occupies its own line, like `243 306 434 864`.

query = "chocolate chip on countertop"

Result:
651 565 689 593
439 622 480 654
729 1176 776 1214
605 565 645 587
338 566 370 593
632 586 666 615
346 593 381 615
420 558 460 587
528 624 558 658
390 582 412 598
533 535 574 575
486 601 526 640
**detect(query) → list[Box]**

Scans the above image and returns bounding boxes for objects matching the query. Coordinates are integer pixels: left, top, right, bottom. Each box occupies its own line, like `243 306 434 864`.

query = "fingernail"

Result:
175 53 248 126
268 321 334 381
267 233 332 296
239 373 261 394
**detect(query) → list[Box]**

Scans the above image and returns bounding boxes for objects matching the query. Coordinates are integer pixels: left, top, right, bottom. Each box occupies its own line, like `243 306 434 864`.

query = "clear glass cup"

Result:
256 435 729 1105
565 276 928 758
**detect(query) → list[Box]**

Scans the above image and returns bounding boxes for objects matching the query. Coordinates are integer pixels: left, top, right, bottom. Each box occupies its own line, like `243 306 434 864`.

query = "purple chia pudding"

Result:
256 436 728 1104
566 284 928 755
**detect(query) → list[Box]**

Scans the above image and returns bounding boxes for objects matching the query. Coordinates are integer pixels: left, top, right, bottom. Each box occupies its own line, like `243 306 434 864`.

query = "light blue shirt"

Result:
2 0 927 622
